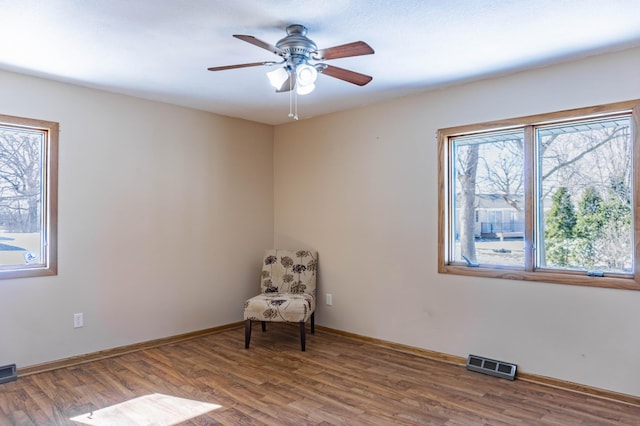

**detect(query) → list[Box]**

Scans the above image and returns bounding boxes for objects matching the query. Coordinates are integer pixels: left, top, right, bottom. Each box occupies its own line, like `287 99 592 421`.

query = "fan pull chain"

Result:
288 71 294 119
286 70 299 120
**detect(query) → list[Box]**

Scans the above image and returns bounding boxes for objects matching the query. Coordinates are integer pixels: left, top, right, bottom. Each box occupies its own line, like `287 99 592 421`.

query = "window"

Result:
0 114 58 279
438 100 640 290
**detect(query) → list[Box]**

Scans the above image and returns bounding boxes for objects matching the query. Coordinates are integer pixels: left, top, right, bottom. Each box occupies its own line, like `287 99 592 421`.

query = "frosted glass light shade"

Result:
295 64 317 95
296 64 318 86
266 67 289 89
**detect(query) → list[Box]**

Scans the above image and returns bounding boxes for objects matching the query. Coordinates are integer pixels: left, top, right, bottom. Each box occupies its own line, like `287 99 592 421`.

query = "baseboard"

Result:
17 321 244 377
515 372 640 408
316 325 467 365
16 321 640 407
316 325 640 408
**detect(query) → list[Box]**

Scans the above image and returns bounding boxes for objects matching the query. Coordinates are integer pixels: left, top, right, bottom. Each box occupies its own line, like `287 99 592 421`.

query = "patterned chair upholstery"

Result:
243 249 318 351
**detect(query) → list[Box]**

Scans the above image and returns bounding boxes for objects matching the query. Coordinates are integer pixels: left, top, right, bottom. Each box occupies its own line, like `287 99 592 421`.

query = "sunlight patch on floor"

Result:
70 393 221 425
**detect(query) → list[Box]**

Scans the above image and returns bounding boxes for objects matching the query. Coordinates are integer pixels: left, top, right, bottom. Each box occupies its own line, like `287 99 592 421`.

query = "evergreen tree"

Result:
545 187 576 267
573 187 604 269
597 178 632 271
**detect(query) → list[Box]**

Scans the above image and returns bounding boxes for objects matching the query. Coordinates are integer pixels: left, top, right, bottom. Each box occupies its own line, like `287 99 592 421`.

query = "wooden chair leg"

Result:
310 312 315 334
299 321 306 351
245 320 251 349
261 321 266 332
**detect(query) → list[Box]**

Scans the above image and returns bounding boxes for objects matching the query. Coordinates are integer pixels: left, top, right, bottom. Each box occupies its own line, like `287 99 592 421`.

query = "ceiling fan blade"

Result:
233 34 285 57
321 65 372 86
276 73 296 93
314 41 374 60
207 61 275 71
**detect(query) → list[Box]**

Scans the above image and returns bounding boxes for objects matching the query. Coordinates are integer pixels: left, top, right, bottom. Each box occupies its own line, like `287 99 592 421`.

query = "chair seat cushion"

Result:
243 292 316 323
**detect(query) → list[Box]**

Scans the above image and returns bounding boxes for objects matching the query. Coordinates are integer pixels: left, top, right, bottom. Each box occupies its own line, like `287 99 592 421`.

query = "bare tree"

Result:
0 129 42 233
457 144 479 262
540 125 629 198
478 139 524 211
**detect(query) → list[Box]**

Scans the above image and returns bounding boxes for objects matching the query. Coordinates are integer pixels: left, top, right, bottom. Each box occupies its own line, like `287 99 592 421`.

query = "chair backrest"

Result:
260 249 317 296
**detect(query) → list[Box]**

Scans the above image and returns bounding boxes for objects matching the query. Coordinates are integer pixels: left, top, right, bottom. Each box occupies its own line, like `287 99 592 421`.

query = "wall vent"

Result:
466 355 516 380
0 363 17 384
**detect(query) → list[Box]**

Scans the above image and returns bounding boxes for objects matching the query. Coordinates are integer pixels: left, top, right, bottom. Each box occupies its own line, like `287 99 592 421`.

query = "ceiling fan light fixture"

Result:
266 67 289 90
296 63 318 86
294 63 317 95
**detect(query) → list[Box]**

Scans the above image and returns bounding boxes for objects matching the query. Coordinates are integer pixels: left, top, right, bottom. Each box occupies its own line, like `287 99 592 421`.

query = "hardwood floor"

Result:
1 324 639 425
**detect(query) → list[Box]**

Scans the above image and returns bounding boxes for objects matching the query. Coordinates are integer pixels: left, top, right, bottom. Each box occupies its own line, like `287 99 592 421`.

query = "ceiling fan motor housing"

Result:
277 24 318 66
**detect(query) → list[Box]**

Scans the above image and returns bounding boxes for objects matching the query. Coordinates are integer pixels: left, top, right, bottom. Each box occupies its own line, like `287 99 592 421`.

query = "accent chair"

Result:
243 249 317 351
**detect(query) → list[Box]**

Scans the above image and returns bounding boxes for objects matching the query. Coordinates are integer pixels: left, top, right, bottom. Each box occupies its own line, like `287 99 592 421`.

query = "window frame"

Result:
0 113 58 279
438 100 640 291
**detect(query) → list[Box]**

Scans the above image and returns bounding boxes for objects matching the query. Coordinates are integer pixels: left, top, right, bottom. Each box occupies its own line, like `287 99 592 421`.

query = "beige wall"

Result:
0 70 274 368
274 46 640 396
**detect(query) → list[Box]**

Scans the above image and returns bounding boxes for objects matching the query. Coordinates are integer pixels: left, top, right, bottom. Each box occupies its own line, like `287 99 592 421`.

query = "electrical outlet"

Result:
73 313 84 328
326 293 333 306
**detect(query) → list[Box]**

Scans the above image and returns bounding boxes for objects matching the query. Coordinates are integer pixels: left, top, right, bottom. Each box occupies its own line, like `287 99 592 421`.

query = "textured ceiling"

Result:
1 0 639 125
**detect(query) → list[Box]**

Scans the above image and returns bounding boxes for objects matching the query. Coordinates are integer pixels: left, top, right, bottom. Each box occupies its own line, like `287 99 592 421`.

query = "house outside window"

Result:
0 114 58 279
438 100 639 290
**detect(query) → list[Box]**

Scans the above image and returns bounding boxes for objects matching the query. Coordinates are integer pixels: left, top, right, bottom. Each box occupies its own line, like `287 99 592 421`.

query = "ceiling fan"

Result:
208 24 375 97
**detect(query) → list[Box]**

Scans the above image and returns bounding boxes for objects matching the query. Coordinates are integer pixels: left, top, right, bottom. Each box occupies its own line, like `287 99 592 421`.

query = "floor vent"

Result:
466 355 516 380
0 363 17 384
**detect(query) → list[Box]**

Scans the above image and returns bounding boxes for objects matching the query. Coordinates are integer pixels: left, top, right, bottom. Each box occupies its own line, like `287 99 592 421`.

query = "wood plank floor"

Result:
1 325 639 425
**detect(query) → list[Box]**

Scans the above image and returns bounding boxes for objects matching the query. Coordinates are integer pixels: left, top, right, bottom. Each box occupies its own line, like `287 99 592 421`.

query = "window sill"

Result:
438 264 640 291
